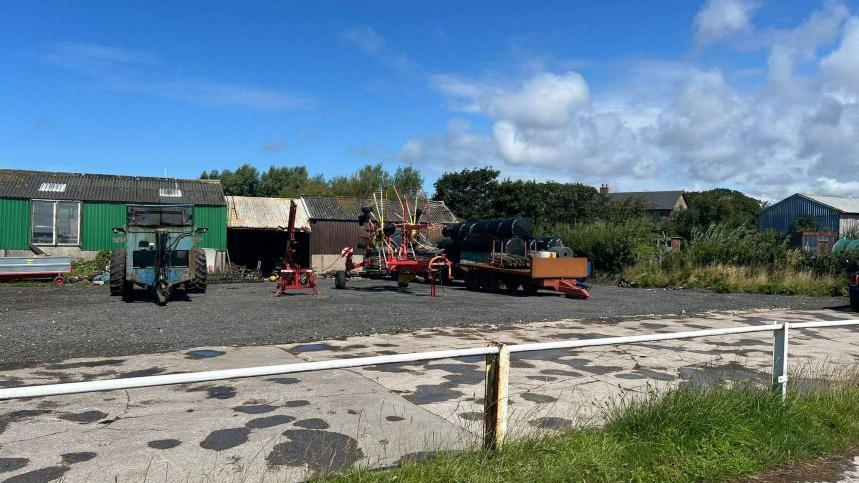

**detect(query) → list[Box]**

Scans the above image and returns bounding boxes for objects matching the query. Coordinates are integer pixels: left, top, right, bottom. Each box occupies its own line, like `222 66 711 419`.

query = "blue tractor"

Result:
109 204 208 305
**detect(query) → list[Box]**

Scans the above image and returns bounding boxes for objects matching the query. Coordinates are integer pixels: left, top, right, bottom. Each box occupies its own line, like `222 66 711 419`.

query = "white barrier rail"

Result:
2 319 858 449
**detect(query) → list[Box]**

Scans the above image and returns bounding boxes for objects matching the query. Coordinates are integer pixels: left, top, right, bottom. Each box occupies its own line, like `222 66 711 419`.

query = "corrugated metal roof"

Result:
302 195 458 223
799 194 859 214
226 196 310 231
0 169 225 205
607 191 686 211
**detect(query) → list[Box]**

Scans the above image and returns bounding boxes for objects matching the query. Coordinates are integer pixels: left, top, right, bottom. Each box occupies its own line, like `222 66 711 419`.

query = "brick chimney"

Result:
599 183 609 195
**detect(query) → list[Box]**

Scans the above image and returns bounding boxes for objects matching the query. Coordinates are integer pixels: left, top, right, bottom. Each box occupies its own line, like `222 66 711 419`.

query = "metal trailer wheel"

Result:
523 284 540 295
334 270 347 289
480 271 499 292
502 276 521 293
109 250 127 296
463 270 473 290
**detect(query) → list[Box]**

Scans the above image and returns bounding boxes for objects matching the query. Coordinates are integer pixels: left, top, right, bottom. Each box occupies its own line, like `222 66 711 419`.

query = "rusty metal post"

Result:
483 342 510 450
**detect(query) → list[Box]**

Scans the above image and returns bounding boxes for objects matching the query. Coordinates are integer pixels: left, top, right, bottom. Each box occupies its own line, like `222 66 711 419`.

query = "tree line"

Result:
203 163 763 234
200 163 424 198
432 167 763 233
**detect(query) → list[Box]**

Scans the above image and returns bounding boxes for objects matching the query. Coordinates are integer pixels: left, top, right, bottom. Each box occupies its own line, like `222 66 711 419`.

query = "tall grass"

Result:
541 221 855 296
622 263 846 296
328 375 859 482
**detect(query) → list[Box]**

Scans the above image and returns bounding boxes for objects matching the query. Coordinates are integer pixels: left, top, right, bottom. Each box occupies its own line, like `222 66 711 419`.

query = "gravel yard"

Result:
0 280 847 365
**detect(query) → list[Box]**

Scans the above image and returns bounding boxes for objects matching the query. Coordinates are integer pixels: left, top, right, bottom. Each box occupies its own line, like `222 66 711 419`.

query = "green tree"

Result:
217 164 260 196
391 165 424 195
329 163 392 197
670 188 763 239
258 166 311 198
433 167 500 221
300 174 333 196
790 215 821 233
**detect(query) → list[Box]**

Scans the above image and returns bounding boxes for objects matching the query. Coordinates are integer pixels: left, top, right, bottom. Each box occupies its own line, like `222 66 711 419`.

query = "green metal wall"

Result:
193 205 227 250
0 197 31 249
1 199 227 251
81 202 126 251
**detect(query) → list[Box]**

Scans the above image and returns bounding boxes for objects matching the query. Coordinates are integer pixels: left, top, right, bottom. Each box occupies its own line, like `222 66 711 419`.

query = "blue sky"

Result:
1 1 858 199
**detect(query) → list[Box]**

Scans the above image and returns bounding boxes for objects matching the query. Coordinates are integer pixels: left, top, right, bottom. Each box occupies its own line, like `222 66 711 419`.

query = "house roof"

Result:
798 194 859 214
0 169 225 205
301 195 458 223
226 196 310 231
607 191 686 211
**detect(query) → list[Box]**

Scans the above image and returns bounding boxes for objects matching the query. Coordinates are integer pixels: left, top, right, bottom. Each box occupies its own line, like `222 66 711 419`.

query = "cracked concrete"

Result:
1 307 858 481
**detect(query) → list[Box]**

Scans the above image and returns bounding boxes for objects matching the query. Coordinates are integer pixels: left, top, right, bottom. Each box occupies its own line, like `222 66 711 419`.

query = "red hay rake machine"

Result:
334 187 452 296
275 200 317 296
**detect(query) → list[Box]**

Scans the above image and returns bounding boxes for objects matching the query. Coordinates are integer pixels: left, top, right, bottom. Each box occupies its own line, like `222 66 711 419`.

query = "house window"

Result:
31 200 80 245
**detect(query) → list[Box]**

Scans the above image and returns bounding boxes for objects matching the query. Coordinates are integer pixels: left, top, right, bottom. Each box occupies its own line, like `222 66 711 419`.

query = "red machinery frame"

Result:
338 189 452 296
275 200 317 295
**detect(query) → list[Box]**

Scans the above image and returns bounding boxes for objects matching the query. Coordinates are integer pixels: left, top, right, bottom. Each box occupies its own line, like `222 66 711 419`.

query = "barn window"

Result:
31 200 80 245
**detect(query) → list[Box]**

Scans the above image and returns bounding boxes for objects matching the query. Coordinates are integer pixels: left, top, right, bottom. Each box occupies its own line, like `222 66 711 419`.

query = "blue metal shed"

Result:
758 193 859 236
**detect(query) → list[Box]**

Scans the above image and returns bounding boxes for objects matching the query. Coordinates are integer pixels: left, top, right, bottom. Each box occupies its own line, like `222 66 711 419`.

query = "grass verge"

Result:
620 262 846 297
325 381 859 482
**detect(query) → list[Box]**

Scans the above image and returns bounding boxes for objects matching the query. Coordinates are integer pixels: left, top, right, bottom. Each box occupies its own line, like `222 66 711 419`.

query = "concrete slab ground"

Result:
1 307 858 482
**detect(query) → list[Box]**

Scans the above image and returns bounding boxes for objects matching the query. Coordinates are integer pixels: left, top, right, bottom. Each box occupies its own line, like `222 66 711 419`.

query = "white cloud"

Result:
339 25 386 54
45 42 159 68
398 2 859 200
485 72 589 129
44 42 312 111
262 138 286 152
693 0 759 45
813 177 859 196
821 17 859 93
340 25 417 73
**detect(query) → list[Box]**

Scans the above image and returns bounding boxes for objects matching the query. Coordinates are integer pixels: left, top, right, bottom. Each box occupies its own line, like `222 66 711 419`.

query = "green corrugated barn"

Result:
0 169 226 257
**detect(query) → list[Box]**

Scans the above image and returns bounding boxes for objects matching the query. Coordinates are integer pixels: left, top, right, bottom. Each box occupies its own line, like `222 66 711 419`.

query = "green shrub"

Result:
541 219 654 273
71 250 111 277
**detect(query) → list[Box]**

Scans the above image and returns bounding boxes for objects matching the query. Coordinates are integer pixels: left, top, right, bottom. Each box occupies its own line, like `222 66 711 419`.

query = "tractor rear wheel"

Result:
110 250 127 296
188 250 207 293
334 270 347 289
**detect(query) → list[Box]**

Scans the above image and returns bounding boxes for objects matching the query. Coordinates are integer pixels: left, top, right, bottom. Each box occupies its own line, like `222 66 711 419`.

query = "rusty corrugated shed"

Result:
0 169 225 205
309 220 360 255
301 195 458 224
226 196 310 231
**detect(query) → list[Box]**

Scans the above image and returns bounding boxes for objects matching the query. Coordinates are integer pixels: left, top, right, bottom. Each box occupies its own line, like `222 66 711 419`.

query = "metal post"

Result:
483 342 510 450
772 322 789 399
